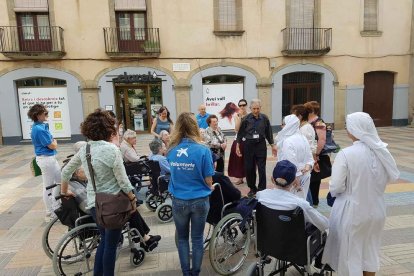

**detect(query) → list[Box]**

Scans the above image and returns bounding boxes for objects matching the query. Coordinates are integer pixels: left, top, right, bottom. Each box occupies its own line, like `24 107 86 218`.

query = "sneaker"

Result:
141 235 161 252
136 199 144 206
247 190 257 198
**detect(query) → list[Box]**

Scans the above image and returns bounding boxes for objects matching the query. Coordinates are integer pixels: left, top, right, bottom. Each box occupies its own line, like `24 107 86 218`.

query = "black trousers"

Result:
215 156 224 173
129 210 150 237
243 140 267 191
309 155 331 206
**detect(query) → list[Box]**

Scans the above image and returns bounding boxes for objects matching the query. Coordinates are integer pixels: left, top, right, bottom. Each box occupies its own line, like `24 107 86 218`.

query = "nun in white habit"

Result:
322 112 399 276
276 114 314 199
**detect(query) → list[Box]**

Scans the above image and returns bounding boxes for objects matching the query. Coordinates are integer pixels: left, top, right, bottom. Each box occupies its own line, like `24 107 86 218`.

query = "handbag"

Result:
86 143 133 230
318 155 332 180
30 157 42 177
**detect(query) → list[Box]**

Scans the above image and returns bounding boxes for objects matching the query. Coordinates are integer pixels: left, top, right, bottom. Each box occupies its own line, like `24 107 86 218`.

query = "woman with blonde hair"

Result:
167 112 215 276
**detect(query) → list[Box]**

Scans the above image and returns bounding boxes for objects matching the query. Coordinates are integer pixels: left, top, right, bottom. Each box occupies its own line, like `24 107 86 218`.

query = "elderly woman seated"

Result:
159 130 170 155
120 129 141 162
148 139 170 175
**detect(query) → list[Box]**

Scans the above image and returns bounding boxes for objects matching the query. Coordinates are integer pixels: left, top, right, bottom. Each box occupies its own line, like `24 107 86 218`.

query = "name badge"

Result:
253 134 260 139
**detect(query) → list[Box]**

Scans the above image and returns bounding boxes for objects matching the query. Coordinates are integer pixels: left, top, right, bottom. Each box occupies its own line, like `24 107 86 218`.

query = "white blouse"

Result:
300 123 317 154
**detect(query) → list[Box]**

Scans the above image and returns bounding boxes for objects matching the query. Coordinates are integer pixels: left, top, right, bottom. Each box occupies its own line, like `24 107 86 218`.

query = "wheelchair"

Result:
174 183 252 275
246 204 332 276
125 159 173 223
51 213 154 276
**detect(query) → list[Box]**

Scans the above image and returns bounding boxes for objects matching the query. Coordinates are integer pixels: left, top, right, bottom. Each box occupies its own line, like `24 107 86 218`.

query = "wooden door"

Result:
17 13 52 51
363 71 394 127
282 72 321 117
116 12 146 52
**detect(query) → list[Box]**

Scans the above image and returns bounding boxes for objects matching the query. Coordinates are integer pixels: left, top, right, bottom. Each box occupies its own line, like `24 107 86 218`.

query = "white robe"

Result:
277 133 314 199
322 141 390 275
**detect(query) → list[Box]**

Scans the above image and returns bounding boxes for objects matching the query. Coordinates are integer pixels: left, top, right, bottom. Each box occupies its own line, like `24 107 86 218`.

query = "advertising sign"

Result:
18 87 71 139
202 83 243 130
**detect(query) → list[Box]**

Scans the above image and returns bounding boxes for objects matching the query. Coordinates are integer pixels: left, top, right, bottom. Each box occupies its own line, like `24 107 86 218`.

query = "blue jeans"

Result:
90 208 122 276
173 196 210 276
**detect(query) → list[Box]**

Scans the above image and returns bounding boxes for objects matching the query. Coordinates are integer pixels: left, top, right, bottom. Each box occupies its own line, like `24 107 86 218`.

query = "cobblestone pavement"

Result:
0 127 413 276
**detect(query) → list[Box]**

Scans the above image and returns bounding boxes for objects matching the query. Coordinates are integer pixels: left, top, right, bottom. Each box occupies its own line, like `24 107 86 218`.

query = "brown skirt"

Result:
227 140 245 178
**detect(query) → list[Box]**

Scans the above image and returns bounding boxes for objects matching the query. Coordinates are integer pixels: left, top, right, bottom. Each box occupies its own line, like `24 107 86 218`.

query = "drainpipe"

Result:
409 0 414 126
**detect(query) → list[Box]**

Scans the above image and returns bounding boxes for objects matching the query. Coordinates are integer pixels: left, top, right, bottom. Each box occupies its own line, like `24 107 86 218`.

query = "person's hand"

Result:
271 145 277 157
292 178 302 192
131 197 137 211
236 144 242 157
221 143 227 150
313 162 320 172
61 189 75 198
301 164 312 174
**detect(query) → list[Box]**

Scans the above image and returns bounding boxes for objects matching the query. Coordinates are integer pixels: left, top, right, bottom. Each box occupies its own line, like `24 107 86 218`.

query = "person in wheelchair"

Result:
148 138 170 175
256 160 328 232
207 171 242 225
120 129 142 162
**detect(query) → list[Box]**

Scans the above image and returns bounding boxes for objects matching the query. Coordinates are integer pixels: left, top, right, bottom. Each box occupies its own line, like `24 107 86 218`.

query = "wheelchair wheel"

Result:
209 213 251 275
174 223 213 253
130 247 146 267
246 262 262 276
155 203 173 223
52 223 100 276
145 194 163 211
42 217 70 259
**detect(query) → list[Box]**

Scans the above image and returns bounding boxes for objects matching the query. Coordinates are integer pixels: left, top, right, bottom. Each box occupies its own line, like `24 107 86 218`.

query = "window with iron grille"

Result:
363 0 378 31
282 72 321 117
214 0 243 34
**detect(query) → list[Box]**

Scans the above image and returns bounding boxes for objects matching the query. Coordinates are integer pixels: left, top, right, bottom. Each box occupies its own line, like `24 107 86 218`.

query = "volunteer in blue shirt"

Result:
27 104 61 221
167 112 215 276
196 104 210 129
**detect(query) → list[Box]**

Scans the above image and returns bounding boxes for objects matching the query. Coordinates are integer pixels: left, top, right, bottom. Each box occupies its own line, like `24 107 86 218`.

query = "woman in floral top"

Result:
203 114 227 172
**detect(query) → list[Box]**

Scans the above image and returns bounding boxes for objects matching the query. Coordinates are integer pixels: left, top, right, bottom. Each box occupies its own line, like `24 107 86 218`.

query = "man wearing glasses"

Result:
236 99 277 197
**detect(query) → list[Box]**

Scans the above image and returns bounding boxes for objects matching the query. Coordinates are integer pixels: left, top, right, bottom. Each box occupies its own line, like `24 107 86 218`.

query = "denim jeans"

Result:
90 208 122 276
172 196 210 276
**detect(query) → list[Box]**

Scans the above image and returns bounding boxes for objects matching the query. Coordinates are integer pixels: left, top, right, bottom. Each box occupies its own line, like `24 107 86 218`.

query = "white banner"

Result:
18 87 72 139
202 83 244 130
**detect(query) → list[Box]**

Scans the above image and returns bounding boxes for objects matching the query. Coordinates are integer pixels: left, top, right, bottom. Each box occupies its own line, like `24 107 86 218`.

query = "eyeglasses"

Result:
44 111 49 116
238 104 247 107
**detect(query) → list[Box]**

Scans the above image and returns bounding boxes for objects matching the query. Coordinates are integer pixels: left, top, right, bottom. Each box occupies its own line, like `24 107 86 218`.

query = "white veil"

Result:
276 114 301 148
346 112 399 181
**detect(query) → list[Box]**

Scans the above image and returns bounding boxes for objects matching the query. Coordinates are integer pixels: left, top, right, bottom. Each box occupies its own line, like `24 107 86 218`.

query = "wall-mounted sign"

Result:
18 87 71 139
202 83 244 130
108 71 166 84
172 63 191 72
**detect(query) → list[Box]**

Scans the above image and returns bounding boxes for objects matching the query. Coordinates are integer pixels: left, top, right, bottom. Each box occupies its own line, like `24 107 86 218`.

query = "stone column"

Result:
174 79 191 115
334 83 346 129
80 80 100 118
256 78 273 119
408 1 414 127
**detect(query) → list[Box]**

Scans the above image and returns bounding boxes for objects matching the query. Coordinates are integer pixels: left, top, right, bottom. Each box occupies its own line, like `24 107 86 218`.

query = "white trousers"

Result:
36 155 61 214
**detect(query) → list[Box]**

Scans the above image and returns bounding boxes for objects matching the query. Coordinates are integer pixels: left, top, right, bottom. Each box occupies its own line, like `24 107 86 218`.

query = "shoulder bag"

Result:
86 143 133 230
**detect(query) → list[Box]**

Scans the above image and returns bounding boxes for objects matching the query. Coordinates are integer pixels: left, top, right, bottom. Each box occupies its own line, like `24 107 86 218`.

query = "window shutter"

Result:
364 0 378 31
218 0 237 31
115 0 146 11
14 0 48 12
289 0 314 28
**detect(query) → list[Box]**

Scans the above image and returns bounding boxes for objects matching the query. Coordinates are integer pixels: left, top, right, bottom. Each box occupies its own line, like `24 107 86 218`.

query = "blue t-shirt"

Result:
167 138 215 200
196 113 210 129
155 117 170 134
31 122 56 156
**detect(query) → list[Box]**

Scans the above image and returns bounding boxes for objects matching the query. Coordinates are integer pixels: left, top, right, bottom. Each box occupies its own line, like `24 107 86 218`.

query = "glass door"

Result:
17 13 52 51
115 84 162 133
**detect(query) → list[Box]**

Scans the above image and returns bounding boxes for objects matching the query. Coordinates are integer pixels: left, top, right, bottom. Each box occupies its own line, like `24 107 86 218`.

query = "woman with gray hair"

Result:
149 139 170 175
159 130 170 155
120 129 141 162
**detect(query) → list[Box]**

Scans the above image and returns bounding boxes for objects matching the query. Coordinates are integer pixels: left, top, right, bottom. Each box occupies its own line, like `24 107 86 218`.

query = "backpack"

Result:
311 118 340 155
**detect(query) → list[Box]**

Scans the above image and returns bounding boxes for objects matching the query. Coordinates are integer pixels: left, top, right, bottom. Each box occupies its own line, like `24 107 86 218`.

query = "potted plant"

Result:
143 41 160 53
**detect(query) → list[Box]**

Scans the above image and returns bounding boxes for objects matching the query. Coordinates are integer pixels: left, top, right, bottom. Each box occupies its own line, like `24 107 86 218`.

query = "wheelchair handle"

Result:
212 183 225 208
